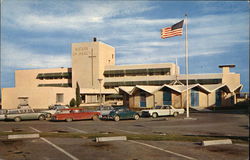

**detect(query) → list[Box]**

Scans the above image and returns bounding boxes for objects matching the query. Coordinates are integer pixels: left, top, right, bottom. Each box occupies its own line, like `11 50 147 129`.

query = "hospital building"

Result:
1 38 244 110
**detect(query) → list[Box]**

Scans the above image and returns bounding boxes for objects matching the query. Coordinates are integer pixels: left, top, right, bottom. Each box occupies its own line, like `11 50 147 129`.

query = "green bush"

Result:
69 98 76 107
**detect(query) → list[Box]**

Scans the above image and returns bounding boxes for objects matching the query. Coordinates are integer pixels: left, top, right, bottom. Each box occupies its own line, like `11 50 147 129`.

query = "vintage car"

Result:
103 107 140 121
51 108 101 122
42 105 69 118
96 106 114 118
0 109 7 120
5 108 47 122
141 105 185 118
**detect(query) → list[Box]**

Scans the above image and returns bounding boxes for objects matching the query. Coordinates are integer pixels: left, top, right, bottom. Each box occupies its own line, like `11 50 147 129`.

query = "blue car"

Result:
104 107 140 121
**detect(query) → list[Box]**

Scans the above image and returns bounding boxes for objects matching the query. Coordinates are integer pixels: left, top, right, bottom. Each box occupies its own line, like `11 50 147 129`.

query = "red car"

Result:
51 108 100 122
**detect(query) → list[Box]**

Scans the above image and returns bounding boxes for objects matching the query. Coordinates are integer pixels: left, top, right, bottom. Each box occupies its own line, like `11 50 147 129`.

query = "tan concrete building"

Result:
1 39 243 109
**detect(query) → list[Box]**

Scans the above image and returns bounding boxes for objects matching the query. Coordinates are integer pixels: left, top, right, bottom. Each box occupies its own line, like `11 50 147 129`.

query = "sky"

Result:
1 0 249 93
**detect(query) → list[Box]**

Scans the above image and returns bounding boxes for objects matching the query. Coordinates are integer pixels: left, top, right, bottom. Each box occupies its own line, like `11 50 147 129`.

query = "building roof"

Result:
118 86 134 95
118 83 242 95
202 84 227 92
227 84 243 92
159 84 211 93
131 85 161 94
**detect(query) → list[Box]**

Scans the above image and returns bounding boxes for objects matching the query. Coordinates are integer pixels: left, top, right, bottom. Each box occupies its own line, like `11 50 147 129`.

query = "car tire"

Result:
46 113 52 118
39 115 45 120
152 112 158 118
134 114 139 120
114 115 120 122
14 117 21 122
173 112 178 117
66 118 73 122
92 115 100 121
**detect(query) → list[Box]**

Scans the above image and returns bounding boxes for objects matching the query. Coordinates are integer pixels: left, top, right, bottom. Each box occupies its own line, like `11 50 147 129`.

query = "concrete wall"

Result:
172 91 182 108
72 41 114 89
154 90 163 106
198 90 208 107
129 89 153 109
2 87 74 109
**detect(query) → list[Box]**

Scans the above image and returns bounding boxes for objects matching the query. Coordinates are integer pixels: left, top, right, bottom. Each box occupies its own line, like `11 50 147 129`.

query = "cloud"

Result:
1 42 71 69
1 1 248 73
2 1 155 32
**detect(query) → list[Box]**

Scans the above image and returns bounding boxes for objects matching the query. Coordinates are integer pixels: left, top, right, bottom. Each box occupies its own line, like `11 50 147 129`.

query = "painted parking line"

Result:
129 140 197 160
30 127 79 160
112 128 139 134
67 127 88 134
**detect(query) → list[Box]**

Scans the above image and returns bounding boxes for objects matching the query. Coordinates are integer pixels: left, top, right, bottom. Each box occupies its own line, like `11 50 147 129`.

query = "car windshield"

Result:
155 106 162 109
56 110 70 114
0 110 6 114
8 110 20 114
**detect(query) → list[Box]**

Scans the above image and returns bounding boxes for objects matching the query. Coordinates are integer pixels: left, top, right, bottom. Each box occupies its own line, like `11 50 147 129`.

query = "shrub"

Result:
69 98 76 107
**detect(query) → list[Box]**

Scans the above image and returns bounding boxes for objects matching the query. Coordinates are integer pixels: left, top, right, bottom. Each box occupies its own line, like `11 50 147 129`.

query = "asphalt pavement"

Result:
0 112 249 160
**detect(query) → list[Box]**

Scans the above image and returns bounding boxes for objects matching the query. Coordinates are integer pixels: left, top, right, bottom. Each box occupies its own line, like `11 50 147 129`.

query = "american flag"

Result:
161 20 184 39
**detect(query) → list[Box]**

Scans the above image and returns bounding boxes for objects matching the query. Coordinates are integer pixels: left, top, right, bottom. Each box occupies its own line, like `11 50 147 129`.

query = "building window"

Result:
18 97 29 108
191 89 199 107
163 89 172 105
215 89 222 107
56 93 64 103
140 92 146 107
230 95 234 105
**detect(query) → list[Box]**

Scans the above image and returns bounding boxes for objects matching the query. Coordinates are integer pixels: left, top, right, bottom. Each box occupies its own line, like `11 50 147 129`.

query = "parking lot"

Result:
0 112 249 160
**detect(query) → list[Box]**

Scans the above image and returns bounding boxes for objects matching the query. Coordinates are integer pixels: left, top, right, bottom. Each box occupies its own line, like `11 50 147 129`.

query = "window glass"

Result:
56 93 64 103
155 106 161 109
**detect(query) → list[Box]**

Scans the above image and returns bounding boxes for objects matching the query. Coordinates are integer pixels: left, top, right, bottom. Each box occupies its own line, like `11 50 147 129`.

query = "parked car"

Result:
42 105 69 118
0 109 7 120
141 105 185 118
51 108 101 122
5 108 47 122
96 106 114 118
103 107 140 121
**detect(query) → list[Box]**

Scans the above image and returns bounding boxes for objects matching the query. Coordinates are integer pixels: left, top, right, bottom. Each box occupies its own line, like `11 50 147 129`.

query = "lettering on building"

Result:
73 47 90 56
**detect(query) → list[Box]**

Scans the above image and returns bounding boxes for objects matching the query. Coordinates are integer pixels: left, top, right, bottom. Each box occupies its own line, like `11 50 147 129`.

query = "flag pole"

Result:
185 14 189 118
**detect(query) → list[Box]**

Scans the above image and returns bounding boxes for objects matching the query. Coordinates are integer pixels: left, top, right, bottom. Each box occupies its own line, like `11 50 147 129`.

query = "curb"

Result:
202 139 232 146
8 134 40 140
96 136 127 142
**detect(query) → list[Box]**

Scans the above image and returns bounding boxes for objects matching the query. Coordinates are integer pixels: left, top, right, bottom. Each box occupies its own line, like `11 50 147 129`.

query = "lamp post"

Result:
97 78 103 106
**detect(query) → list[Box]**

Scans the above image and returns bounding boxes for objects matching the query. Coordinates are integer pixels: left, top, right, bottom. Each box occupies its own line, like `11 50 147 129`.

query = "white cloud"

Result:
1 1 248 70
1 42 71 69
2 1 155 31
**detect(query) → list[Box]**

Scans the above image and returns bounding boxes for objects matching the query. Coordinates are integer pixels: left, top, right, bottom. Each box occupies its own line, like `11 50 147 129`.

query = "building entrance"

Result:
163 89 172 105
140 92 146 107
191 89 199 107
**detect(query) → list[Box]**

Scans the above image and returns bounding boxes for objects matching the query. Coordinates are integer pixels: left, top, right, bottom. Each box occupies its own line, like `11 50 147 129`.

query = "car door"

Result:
123 108 133 119
22 109 37 120
117 108 127 119
160 106 170 116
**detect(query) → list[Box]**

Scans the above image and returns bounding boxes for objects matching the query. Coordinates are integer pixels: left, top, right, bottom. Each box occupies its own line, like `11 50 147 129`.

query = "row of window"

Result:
38 83 72 87
36 72 72 80
104 68 171 77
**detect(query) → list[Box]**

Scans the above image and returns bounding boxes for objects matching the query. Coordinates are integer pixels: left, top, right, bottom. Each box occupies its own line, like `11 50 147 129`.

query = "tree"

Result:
76 82 81 107
69 98 76 107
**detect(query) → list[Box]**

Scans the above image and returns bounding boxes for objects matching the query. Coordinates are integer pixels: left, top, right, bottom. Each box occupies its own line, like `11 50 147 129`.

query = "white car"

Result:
141 105 185 118
42 105 69 118
96 106 114 118
0 109 7 120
